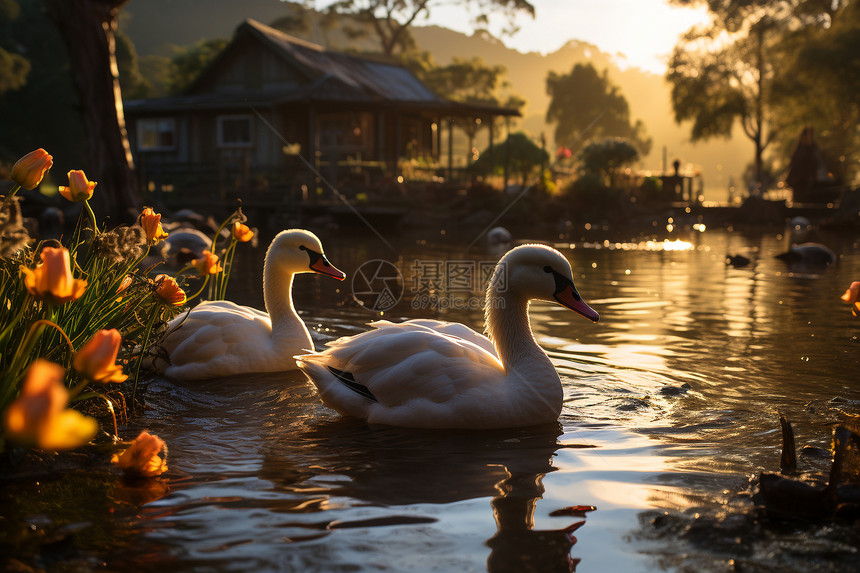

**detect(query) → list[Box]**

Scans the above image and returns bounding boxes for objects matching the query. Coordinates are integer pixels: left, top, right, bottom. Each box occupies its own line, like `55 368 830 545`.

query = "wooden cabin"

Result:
124 18 519 211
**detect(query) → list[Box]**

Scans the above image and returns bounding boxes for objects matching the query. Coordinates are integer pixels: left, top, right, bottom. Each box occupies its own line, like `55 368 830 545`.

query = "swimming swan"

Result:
296 244 598 429
152 229 345 381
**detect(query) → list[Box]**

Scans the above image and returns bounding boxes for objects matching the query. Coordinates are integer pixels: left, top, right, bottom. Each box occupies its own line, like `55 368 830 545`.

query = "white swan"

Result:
151 229 345 381
296 244 599 429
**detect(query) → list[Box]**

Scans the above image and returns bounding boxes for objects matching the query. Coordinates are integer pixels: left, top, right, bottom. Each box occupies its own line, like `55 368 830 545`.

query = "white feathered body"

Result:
157 300 314 380
298 319 562 429
297 244 598 429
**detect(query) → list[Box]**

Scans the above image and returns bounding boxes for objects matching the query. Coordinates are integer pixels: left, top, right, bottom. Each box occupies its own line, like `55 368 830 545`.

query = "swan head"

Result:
495 244 599 322
267 229 345 280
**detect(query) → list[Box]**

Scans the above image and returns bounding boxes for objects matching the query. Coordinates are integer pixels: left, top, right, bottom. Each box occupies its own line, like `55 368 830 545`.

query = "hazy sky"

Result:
318 1 711 74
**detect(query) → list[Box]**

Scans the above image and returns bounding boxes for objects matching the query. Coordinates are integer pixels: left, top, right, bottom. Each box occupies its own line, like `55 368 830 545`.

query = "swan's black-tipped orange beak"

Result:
304 247 346 280
554 283 599 322
310 254 346 281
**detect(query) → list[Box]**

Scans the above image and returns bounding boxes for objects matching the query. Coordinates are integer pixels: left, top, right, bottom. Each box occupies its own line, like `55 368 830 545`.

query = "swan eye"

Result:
299 245 307 252
543 265 552 273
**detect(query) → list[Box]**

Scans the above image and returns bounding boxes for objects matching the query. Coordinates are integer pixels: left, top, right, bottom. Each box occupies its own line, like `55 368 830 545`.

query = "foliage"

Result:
166 38 229 95
0 0 28 96
470 132 548 185
769 1 860 183
561 172 623 218
323 0 536 57
0 1 84 171
546 63 651 156
666 0 859 186
578 138 639 188
0 150 254 454
115 29 154 100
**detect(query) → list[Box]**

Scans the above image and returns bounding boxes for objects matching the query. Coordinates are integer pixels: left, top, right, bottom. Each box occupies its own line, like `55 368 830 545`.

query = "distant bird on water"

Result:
726 254 751 268
775 242 836 268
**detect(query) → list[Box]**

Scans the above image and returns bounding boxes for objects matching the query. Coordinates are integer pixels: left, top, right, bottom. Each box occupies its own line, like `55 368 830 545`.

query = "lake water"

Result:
4 222 860 571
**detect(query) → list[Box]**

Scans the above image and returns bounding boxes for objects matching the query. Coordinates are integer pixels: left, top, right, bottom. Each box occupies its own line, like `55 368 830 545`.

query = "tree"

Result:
770 1 859 184
45 0 140 222
666 0 856 188
323 0 535 57
166 38 229 95
578 138 639 189
666 12 781 190
545 63 651 156
470 132 548 186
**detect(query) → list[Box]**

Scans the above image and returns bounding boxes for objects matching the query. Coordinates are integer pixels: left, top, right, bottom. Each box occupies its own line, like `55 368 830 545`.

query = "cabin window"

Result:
217 115 253 148
137 118 176 151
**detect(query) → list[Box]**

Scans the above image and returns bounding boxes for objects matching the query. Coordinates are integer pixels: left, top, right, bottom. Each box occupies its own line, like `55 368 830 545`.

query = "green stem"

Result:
7 184 21 198
68 377 91 400
132 304 160 403
185 274 211 301
0 297 29 348
218 240 238 300
84 200 99 235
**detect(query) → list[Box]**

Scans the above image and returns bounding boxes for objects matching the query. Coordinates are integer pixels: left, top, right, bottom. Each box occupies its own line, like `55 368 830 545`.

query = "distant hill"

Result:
120 1 745 201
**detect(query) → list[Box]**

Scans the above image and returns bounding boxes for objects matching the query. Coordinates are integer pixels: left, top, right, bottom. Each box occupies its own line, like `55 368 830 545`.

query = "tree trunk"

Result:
45 0 140 224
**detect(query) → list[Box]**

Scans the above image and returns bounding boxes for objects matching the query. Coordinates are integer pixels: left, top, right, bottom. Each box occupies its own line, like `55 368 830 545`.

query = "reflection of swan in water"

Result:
487 471 585 572
258 420 591 570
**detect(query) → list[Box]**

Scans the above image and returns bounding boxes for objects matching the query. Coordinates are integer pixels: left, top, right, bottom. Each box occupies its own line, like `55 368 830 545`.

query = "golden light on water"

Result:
562 239 694 252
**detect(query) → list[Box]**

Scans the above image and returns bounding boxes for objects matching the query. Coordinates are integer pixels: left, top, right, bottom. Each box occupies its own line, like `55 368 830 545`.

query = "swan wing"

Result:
367 319 496 355
298 324 506 426
156 301 286 379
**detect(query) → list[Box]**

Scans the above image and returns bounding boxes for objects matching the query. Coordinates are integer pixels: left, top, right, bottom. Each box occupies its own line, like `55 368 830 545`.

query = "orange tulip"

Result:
139 207 169 246
2 360 99 450
111 430 168 477
232 222 254 243
842 281 860 317
153 274 186 305
74 329 128 384
21 246 87 305
11 148 53 190
58 169 97 202
191 250 223 276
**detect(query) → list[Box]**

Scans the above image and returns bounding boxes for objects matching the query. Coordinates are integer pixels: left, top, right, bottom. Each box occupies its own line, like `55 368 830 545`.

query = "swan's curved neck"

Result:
484 275 549 372
484 266 563 422
263 262 300 334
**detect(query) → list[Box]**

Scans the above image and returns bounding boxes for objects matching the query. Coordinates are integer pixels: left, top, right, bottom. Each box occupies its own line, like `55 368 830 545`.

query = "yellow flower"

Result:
191 250 223 276
842 281 860 317
21 246 87 305
58 169 97 202
139 207 169 246
232 222 254 243
2 360 99 450
153 274 186 305
11 148 53 190
111 430 168 477
74 329 128 384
